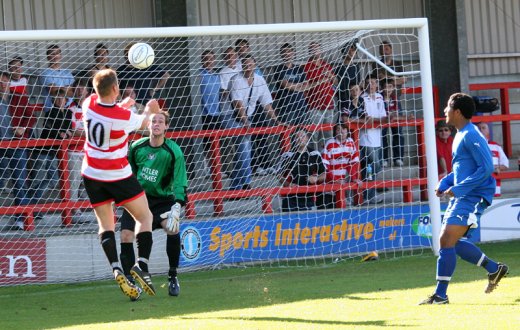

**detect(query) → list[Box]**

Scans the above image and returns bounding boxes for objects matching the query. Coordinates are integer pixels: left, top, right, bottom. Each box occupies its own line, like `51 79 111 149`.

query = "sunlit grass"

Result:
1 241 518 330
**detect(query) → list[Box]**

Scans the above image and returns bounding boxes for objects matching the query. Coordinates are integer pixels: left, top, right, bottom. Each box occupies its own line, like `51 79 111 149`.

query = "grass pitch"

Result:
0 240 518 329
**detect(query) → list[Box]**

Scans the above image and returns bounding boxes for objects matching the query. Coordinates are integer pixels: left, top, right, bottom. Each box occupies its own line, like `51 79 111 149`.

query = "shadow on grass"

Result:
181 316 408 327
0 240 518 329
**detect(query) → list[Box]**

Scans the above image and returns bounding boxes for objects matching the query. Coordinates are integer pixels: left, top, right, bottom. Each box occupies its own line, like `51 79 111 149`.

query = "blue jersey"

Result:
438 122 495 204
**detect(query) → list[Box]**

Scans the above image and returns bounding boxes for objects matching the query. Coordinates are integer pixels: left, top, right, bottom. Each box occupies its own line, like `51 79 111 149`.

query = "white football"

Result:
128 42 155 69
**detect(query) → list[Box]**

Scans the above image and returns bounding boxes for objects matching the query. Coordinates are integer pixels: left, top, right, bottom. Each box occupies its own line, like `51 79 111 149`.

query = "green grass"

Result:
1 240 519 329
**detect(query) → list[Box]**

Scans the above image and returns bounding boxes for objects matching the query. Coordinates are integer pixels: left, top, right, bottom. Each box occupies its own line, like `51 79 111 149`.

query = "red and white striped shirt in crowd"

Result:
81 94 145 182
488 140 509 197
68 101 85 152
9 77 28 95
322 137 360 182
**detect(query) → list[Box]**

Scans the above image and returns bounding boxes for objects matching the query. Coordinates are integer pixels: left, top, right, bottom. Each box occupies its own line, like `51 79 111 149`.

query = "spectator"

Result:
0 71 36 230
89 43 111 77
118 42 170 104
477 122 509 197
199 49 252 190
435 120 454 178
74 43 111 81
381 79 406 167
278 128 326 212
39 44 75 112
272 43 310 126
33 89 72 201
335 40 362 111
229 54 281 177
234 38 263 76
67 79 89 221
122 84 145 114
220 47 240 95
216 47 244 178
319 123 362 208
303 41 338 151
8 56 37 139
372 40 406 90
358 75 387 203
340 83 365 124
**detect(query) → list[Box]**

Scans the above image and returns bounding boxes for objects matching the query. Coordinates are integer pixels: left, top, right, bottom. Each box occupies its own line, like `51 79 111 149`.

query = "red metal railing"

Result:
2 82 519 230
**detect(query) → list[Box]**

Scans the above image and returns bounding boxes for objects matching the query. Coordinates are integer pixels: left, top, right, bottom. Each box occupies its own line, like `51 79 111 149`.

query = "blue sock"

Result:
435 247 456 298
455 239 498 273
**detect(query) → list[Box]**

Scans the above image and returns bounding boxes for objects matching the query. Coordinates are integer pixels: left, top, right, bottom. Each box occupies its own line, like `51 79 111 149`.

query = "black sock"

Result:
136 231 153 272
167 234 181 278
99 231 118 267
120 242 135 276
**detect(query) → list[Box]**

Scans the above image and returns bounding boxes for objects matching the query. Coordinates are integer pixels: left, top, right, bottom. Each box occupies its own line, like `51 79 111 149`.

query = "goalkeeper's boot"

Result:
418 293 449 305
168 276 180 297
130 264 156 296
114 268 140 300
126 275 142 302
485 262 509 294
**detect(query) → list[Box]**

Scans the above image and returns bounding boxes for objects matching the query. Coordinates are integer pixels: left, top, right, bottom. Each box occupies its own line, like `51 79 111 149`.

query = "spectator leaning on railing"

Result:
0 71 37 230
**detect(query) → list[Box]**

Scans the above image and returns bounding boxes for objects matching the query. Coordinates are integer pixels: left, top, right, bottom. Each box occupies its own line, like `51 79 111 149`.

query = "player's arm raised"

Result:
139 98 161 130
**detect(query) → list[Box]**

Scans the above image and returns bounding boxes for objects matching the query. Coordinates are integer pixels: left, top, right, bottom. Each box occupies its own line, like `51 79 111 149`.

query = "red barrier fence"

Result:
2 82 519 230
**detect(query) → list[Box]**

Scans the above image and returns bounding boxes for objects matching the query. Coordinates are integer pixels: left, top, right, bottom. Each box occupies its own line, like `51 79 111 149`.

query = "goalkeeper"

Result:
119 110 188 299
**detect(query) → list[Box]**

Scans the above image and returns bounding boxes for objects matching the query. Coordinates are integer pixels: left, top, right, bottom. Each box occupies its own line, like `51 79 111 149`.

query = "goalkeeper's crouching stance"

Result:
120 110 188 300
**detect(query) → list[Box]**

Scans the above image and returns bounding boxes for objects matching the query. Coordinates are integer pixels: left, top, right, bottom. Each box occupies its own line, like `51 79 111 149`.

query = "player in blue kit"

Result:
419 93 509 305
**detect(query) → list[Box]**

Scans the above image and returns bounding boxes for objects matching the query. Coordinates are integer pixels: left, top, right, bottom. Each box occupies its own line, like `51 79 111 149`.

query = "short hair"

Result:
242 53 255 63
291 128 310 146
47 44 61 57
152 110 170 125
201 49 214 60
333 122 345 136
223 46 235 59
340 38 358 55
0 71 10 79
379 40 392 55
72 77 89 87
124 42 137 57
53 88 67 97
449 92 475 119
94 43 108 56
235 38 249 48
280 43 293 53
8 56 23 68
93 69 117 97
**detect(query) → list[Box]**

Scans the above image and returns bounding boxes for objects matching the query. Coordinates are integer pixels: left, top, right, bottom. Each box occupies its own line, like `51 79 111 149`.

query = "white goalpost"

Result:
0 18 441 286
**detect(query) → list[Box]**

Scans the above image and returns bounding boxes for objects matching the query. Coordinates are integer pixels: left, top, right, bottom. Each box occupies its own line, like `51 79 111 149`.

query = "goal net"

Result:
0 19 440 286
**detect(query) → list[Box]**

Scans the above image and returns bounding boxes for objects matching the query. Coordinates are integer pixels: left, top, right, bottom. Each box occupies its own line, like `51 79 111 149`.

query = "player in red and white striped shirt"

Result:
82 69 160 300
319 123 362 208
322 123 361 183
477 122 509 197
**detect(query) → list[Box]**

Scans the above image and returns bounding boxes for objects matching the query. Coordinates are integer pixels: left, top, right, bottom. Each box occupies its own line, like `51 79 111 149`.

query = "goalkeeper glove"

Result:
160 202 181 232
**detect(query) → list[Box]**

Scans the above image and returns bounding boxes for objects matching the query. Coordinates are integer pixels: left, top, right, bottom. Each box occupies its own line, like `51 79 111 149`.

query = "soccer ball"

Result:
128 42 155 69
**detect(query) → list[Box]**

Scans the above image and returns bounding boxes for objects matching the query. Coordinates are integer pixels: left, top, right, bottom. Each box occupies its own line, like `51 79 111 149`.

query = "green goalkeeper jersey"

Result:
128 137 188 205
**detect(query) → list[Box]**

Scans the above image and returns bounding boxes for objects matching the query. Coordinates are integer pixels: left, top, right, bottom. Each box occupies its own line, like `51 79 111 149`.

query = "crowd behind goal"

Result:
1 37 438 230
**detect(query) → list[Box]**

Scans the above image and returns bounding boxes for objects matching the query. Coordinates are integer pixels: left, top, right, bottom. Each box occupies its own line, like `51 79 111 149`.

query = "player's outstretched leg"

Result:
454 239 509 293
114 268 141 300
131 263 156 296
485 262 509 294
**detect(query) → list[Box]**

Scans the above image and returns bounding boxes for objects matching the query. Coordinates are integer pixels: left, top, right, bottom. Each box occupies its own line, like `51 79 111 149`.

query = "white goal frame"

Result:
1 18 441 256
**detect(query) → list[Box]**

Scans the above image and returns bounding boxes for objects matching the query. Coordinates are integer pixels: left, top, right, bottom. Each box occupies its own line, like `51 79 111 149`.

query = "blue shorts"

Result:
443 195 489 230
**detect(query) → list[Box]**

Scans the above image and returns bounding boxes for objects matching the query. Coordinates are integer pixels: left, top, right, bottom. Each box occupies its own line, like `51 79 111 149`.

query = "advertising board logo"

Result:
180 226 202 262
0 239 46 285
412 214 433 238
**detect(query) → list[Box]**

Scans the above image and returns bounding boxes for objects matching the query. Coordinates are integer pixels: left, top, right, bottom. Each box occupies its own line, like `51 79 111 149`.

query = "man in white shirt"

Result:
359 75 387 203
229 54 281 177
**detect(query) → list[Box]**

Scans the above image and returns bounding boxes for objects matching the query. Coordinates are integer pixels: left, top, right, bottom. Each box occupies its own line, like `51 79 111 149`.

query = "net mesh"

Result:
0 25 433 285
